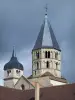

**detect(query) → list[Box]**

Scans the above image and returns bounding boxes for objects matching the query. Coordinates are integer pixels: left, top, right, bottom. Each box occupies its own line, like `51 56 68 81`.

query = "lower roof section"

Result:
0 83 75 100
28 72 67 83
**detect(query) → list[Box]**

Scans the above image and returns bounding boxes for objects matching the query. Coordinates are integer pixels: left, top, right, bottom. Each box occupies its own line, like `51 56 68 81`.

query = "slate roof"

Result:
0 83 75 100
41 72 54 77
28 72 67 83
41 72 67 83
33 14 60 51
29 76 52 88
31 81 43 88
4 49 24 70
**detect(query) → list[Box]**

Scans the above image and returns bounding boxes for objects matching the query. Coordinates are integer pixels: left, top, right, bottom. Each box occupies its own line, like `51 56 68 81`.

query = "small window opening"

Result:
7 70 11 76
48 51 50 58
37 62 39 69
55 52 58 59
35 71 36 75
46 61 49 68
21 84 25 90
36 52 39 59
56 62 58 70
45 51 47 58
16 70 20 74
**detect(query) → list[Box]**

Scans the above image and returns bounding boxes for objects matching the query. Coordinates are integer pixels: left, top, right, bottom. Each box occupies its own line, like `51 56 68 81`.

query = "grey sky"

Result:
0 0 75 84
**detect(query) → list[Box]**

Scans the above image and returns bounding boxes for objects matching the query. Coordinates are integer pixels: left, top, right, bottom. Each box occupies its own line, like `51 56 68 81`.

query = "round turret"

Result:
4 48 24 88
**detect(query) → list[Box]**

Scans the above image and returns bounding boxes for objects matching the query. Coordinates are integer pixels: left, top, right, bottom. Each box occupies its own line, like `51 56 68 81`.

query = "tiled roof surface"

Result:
29 76 51 88
0 83 75 100
28 72 67 83
41 72 67 83
31 82 43 88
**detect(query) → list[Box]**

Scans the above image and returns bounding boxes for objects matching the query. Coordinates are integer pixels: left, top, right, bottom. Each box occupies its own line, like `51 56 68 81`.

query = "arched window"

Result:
36 52 39 59
55 52 58 59
45 51 47 58
16 70 20 74
37 62 39 69
7 70 11 76
46 61 49 68
48 51 50 58
21 84 25 90
56 62 58 70
35 71 36 75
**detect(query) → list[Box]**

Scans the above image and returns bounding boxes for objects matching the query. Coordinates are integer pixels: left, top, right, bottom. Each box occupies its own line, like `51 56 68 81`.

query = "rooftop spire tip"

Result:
45 4 48 15
12 46 15 57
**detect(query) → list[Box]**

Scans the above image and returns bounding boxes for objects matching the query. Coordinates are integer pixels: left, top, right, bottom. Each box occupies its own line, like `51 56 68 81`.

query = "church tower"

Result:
32 7 61 78
4 48 24 88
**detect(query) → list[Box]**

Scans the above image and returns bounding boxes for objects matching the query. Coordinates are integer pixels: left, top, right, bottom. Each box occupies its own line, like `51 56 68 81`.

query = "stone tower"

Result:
4 48 24 88
32 9 61 78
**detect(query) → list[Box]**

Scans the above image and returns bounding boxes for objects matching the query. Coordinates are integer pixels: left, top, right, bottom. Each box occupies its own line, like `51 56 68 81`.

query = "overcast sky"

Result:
0 0 75 85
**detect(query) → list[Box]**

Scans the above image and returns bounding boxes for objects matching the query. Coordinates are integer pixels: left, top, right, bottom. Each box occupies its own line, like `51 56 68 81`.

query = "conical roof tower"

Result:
32 6 61 78
33 6 60 51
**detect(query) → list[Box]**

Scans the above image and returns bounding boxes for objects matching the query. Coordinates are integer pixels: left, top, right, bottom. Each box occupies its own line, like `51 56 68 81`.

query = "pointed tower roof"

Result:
33 8 60 51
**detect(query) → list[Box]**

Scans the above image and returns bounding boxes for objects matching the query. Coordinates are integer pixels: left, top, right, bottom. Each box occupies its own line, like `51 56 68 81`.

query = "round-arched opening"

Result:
21 84 25 90
55 52 58 59
48 51 50 58
37 62 39 69
46 61 49 68
45 51 47 58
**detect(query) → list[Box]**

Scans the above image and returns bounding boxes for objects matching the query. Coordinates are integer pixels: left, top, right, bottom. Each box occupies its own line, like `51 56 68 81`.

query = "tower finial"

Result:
12 46 15 57
45 4 48 15
15 52 16 57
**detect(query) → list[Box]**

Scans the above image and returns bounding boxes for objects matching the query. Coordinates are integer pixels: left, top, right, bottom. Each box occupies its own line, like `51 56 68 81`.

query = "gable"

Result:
14 76 34 90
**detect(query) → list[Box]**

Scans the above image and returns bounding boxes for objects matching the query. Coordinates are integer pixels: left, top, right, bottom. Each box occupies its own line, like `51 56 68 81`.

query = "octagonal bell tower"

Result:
32 8 61 78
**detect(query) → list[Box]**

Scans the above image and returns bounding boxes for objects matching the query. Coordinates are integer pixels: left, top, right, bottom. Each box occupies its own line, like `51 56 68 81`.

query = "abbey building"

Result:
3 11 68 90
